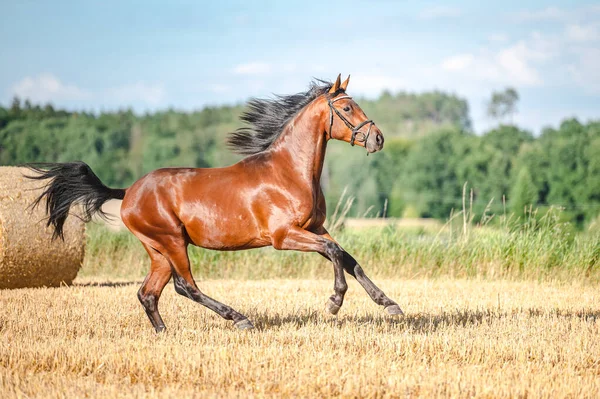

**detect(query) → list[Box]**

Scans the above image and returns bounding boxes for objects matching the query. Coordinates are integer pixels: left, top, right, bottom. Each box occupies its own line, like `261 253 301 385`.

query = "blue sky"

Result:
2 1 599 133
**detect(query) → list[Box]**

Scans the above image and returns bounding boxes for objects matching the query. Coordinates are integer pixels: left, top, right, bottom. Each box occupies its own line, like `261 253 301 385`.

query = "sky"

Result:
1 0 599 133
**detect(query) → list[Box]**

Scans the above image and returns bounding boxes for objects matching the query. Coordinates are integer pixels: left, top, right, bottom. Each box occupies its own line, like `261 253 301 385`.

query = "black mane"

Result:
227 80 334 155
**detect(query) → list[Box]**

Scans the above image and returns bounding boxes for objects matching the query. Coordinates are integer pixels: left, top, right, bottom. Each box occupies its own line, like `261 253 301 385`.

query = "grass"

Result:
1 279 599 398
82 205 600 281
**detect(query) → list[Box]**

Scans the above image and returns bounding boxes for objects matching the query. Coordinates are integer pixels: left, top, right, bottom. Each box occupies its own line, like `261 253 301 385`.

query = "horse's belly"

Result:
183 215 269 251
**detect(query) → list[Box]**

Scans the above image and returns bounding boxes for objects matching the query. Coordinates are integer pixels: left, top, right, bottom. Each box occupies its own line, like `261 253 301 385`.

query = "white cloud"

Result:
232 62 272 75
568 48 600 94
525 31 560 60
440 40 543 87
441 54 474 71
106 82 166 106
566 24 599 42
496 42 543 85
10 73 89 103
418 6 462 20
434 16 600 130
8 74 167 107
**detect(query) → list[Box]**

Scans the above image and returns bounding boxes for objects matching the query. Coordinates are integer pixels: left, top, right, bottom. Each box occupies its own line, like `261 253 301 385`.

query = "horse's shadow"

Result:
70 282 600 333
249 307 600 333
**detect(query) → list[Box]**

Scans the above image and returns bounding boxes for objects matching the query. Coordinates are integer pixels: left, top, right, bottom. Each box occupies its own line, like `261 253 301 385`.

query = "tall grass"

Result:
81 201 600 281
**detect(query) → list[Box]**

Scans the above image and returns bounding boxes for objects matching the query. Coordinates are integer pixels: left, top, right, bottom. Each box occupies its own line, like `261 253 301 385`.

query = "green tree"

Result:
470 125 533 214
487 88 519 124
510 167 538 216
2 95 599 228
402 128 472 219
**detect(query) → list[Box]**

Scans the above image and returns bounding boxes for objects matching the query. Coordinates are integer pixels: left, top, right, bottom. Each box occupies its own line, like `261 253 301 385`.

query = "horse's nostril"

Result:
376 134 384 145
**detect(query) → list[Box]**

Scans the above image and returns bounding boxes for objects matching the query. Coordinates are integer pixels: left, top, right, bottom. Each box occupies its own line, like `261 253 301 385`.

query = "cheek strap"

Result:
327 95 374 150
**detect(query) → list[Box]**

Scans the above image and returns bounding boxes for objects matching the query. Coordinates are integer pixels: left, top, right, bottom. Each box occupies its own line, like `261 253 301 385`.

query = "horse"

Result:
27 74 403 332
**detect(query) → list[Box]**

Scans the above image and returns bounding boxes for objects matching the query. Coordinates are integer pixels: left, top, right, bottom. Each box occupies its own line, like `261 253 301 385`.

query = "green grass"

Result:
81 208 600 282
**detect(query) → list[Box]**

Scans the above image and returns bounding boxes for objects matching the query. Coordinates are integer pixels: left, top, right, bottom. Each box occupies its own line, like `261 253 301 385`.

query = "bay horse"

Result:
27 74 403 332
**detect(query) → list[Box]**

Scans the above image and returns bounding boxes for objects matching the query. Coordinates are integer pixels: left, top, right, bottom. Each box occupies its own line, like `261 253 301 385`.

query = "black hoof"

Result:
326 299 341 315
384 304 404 316
234 319 255 330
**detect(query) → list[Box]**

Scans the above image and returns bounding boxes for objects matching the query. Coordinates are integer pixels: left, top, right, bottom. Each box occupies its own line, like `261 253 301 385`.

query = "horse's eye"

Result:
343 105 351 112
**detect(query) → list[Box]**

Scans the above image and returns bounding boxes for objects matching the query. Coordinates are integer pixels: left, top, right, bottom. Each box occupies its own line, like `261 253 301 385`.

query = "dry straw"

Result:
0 166 85 289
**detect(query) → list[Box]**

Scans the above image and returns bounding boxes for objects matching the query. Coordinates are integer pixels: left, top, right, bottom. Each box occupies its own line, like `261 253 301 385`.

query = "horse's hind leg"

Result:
138 244 172 332
164 243 254 330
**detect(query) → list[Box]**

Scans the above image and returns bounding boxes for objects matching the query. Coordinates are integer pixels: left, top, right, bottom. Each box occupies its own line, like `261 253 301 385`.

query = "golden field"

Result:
1 278 599 398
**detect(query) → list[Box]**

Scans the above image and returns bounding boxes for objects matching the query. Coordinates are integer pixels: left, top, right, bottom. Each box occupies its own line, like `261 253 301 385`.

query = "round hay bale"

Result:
0 166 85 289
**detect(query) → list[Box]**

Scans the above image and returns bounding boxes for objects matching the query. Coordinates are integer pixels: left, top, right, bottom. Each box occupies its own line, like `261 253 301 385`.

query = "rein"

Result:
327 95 374 149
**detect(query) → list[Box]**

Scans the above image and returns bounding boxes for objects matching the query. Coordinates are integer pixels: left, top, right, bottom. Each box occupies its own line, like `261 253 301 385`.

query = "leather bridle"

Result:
327 95 374 148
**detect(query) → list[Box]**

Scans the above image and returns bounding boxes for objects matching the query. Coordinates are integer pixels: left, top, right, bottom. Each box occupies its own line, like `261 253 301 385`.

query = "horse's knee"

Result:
172 272 199 301
137 288 158 312
173 274 189 297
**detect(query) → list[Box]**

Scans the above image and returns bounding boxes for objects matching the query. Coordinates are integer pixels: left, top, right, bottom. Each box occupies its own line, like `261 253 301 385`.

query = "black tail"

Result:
25 162 126 240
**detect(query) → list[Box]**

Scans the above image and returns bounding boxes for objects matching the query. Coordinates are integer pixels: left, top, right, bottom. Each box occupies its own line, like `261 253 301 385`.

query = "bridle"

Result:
327 95 374 148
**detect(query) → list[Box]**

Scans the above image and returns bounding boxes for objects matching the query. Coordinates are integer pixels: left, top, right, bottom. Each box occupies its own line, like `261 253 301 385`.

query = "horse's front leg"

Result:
316 228 403 316
272 226 348 314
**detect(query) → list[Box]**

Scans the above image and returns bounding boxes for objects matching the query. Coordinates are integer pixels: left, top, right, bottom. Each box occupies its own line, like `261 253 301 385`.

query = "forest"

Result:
1 90 599 228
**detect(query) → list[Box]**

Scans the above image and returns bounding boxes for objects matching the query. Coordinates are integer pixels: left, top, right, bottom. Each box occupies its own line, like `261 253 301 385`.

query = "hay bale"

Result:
0 166 85 289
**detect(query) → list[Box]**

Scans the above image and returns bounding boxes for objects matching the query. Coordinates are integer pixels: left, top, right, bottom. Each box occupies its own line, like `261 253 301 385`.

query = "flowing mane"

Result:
227 80 334 155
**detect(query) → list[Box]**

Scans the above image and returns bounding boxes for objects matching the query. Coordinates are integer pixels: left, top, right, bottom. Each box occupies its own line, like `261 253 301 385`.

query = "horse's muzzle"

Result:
366 131 384 153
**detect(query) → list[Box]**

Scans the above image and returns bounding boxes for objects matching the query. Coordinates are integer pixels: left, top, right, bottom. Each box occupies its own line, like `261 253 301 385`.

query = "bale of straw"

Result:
0 166 85 289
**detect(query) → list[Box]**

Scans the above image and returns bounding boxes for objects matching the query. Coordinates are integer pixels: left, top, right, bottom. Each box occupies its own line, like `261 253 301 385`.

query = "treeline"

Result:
368 122 600 227
1 94 598 227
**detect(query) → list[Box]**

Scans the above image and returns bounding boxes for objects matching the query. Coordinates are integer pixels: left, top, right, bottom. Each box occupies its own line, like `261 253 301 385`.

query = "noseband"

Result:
327 95 374 148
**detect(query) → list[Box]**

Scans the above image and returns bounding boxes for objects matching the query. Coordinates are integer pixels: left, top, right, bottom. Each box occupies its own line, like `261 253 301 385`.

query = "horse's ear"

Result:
340 75 350 91
329 74 342 94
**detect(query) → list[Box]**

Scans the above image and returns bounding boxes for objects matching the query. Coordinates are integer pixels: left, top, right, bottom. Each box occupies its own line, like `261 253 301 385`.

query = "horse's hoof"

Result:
385 304 404 316
234 319 255 330
326 299 341 315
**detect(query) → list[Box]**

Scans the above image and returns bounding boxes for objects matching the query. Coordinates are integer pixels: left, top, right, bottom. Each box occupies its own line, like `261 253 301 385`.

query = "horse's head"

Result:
323 74 384 153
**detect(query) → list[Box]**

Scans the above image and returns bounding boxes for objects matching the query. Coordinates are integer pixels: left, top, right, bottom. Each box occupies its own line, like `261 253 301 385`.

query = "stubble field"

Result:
1 278 599 398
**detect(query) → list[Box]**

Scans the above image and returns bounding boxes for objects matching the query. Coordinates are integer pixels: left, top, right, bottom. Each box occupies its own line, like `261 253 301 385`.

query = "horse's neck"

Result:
270 104 327 188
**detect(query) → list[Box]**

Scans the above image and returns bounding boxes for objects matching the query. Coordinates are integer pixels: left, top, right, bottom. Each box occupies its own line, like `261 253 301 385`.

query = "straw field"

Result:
1 278 599 398
1 209 599 397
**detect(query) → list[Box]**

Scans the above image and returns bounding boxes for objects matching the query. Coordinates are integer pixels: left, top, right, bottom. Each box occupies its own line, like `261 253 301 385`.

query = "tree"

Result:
2 95 599 228
9 97 21 117
510 167 538 216
487 88 519 124
402 128 472 219
469 125 534 214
